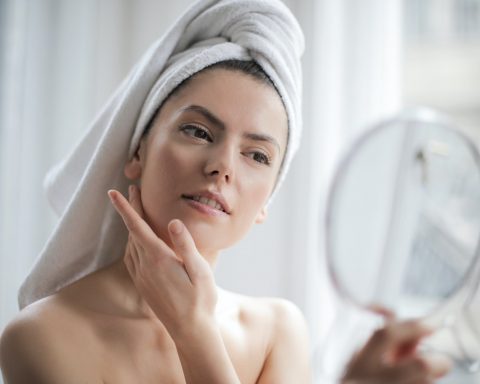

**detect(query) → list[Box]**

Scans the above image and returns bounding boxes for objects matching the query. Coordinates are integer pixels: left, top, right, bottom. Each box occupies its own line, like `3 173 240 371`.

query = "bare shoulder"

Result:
256 298 312 383
253 296 310 350
226 291 308 334
220 290 312 383
260 297 308 328
221 288 298 314
0 296 99 384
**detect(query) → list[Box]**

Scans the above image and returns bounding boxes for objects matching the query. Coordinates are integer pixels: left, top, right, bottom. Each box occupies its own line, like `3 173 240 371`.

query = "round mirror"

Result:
325 110 480 320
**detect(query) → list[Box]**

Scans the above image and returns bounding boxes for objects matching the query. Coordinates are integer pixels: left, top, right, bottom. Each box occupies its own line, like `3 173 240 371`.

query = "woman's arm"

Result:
109 186 241 384
256 299 312 383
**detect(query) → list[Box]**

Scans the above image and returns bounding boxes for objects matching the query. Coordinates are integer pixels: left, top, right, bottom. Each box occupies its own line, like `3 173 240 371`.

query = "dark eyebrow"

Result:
180 104 280 152
180 105 225 130
243 132 280 152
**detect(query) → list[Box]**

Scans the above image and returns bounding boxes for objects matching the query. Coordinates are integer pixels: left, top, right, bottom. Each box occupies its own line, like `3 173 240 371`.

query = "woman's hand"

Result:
109 185 241 383
108 185 217 336
342 317 452 384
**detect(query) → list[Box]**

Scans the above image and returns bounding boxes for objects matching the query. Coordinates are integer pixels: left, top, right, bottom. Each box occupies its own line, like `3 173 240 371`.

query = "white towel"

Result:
18 0 304 308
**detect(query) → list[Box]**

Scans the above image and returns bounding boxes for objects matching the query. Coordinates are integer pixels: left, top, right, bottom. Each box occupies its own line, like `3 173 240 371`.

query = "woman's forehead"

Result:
160 69 288 147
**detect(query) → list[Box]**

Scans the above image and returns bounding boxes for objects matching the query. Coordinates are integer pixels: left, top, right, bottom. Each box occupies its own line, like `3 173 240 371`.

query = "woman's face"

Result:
125 69 288 259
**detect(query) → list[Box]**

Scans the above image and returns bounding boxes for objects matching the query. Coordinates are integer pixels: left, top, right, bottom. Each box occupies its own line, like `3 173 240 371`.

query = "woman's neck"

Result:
107 258 159 319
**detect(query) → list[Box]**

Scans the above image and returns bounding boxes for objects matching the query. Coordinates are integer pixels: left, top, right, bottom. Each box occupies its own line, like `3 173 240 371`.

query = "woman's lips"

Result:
182 192 231 214
182 196 229 217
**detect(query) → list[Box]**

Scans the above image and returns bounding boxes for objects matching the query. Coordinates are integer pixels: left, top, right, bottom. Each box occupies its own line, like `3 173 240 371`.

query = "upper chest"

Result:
90 313 270 384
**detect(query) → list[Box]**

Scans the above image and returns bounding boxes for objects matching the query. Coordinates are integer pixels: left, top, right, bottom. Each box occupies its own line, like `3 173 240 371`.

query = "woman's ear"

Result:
124 140 146 180
255 206 268 224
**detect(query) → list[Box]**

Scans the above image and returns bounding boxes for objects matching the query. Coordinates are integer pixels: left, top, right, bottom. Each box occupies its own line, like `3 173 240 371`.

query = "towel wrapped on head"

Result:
18 0 304 309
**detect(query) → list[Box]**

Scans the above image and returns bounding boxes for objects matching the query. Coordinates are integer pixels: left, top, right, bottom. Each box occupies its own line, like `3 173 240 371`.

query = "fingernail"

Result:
108 190 116 203
170 219 183 235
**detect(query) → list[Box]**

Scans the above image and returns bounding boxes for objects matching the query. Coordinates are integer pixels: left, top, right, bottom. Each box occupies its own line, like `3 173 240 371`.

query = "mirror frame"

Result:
324 108 480 320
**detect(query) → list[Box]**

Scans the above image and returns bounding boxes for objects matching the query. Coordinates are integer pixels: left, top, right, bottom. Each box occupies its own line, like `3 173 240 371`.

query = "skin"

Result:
342 313 452 383
0 69 451 384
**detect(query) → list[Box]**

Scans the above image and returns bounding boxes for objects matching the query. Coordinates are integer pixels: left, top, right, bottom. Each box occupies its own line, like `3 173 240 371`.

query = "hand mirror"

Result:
325 109 480 321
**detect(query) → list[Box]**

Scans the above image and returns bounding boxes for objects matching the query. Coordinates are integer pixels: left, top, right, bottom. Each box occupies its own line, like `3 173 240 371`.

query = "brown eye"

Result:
248 151 271 165
181 124 213 142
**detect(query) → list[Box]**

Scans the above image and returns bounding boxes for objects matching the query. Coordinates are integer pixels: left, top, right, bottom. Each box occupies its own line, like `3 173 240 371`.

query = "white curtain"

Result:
291 1 403 382
0 1 402 383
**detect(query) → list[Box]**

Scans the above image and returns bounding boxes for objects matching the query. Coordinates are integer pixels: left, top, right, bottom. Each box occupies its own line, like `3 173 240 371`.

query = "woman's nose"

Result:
203 145 234 184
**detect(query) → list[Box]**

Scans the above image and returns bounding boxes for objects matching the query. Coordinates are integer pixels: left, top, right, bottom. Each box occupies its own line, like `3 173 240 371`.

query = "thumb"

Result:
168 219 210 283
422 353 453 379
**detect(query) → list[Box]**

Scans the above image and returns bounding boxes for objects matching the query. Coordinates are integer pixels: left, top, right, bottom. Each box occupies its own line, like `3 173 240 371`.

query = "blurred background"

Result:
0 0 479 382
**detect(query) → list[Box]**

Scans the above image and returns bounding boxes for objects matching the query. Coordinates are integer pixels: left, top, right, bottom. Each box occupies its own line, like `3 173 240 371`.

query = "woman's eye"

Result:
249 151 271 165
181 125 212 142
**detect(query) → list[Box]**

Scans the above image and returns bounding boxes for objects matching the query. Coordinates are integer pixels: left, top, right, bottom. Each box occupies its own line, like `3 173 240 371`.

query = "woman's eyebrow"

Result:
180 105 225 130
180 104 280 152
244 132 280 152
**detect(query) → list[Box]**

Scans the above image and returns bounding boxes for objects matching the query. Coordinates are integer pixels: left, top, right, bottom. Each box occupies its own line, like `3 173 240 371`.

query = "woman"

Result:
1 1 450 383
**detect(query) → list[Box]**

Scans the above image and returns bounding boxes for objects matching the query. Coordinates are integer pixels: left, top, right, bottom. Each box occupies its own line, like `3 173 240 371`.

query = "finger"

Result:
365 321 434 362
380 320 433 347
367 303 396 322
168 219 210 283
378 357 432 383
129 184 146 219
421 353 452 379
378 354 451 384
108 189 157 244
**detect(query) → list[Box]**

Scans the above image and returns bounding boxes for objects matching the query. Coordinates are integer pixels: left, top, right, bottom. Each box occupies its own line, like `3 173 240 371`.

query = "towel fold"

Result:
18 0 304 309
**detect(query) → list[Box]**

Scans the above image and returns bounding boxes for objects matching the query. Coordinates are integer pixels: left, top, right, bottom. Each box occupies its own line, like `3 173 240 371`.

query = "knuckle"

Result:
149 248 169 266
372 326 390 343
195 266 211 280
175 238 188 250
127 219 141 233
411 357 429 376
195 268 214 285
405 320 423 333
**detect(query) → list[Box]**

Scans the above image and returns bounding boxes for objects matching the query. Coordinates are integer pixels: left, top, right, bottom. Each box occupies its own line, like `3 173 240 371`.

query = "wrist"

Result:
170 312 218 347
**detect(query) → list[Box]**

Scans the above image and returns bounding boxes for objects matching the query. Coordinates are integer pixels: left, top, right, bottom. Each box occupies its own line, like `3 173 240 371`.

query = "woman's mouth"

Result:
182 195 229 216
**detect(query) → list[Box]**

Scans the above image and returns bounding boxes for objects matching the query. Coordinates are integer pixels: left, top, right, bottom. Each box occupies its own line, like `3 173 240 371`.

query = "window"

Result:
403 0 480 140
